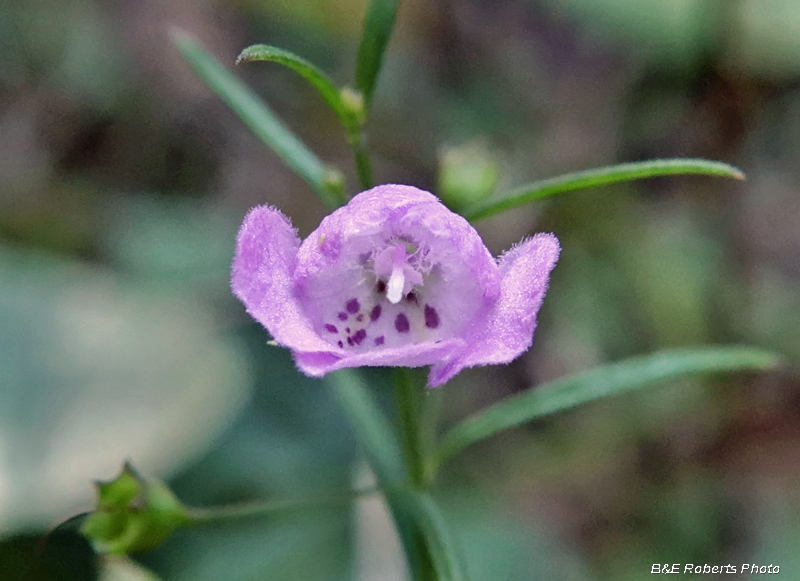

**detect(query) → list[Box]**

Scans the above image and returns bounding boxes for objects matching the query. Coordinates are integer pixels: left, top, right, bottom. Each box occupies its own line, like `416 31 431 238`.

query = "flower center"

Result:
373 242 424 304
304 236 453 352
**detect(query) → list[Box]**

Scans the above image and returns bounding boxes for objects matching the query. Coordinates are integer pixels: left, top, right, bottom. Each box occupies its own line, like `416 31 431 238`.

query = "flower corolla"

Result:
232 184 559 386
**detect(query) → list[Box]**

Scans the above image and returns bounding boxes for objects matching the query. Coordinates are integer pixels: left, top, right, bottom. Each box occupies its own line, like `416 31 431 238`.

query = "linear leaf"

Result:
355 0 400 109
328 369 405 484
464 158 745 221
236 44 373 190
171 30 345 207
398 492 467 581
329 371 468 580
326 371 417 564
437 346 780 465
236 44 361 134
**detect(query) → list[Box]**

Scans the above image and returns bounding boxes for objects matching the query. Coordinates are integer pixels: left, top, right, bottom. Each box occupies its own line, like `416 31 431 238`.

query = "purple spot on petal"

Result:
347 337 354 346
356 314 364 322
352 329 367 345
395 313 410 333
338 312 348 321
370 304 382 322
376 280 387 294
375 336 385 345
346 327 351 334
406 292 418 304
346 298 360 314
338 340 344 348
324 323 338 334
424 304 440 329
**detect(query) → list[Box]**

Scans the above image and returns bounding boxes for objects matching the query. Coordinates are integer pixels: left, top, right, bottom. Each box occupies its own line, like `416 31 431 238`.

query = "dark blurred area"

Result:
1 0 799 579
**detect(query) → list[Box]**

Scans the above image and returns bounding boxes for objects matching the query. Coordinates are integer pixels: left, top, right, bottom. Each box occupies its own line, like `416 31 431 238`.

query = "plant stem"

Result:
394 367 426 488
186 486 380 526
354 141 374 190
419 386 444 486
394 367 439 581
348 129 375 190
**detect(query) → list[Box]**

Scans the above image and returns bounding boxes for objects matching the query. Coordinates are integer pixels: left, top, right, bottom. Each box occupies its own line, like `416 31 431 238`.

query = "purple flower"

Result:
232 184 560 387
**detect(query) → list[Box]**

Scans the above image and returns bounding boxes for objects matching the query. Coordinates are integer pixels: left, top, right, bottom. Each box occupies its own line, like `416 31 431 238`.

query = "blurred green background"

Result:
1 0 799 579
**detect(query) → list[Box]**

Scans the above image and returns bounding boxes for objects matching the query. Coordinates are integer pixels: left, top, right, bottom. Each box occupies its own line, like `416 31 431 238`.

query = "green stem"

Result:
394 368 426 488
354 138 375 190
347 129 375 191
394 368 439 581
419 386 444 486
186 486 380 526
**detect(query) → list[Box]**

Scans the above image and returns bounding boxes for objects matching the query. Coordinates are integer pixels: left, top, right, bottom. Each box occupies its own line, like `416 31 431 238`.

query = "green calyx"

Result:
81 462 190 555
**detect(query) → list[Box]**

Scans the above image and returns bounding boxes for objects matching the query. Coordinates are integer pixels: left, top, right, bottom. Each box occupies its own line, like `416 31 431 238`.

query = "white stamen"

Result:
387 265 404 304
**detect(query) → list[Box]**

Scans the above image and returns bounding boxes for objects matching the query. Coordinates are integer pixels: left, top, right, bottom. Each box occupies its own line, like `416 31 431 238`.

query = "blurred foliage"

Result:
1 0 799 579
540 0 800 77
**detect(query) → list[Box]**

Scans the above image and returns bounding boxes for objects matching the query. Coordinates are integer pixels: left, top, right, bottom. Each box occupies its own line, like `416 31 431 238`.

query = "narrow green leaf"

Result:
397 491 467 581
236 45 374 190
171 30 345 208
328 371 435 578
329 371 469 580
464 158 745 222
236 44 361 134
355 0 400 109
328 369 405 484
437 346 780 465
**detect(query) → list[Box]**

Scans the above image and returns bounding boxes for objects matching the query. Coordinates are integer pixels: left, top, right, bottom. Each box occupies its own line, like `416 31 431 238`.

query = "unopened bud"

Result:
81 462 189 554
323 166 347 203
437 139 500 210
340 87 366 126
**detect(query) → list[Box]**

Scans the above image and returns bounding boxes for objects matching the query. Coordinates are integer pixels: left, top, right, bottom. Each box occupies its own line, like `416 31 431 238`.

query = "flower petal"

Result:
231 205 332 352
428 233 560 387
294 338 468 377
293 185 499 351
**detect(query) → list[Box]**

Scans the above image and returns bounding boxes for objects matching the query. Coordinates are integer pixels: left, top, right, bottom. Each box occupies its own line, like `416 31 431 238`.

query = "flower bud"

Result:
437 140 500 210
340 87 366 126
81 463 189 554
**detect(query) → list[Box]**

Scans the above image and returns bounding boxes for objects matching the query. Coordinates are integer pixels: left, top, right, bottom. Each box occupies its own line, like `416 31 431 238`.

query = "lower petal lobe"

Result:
231 205 333 353
428 233 560 386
